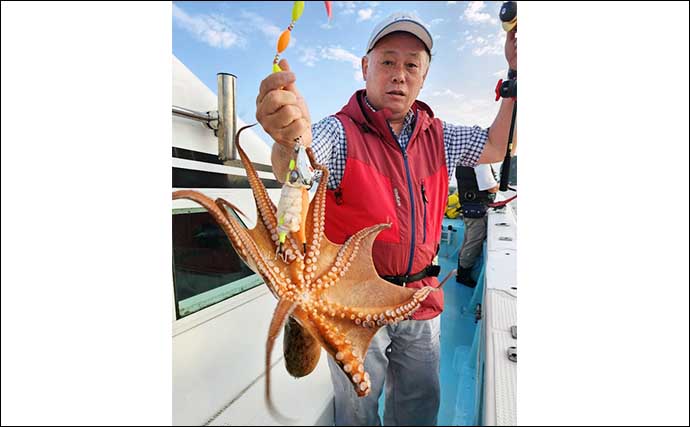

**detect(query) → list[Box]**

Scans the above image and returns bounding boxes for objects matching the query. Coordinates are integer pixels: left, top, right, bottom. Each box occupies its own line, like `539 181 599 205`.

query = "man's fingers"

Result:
278 58 291 72
255 58 310 147
278 59 297 92
258 70 296 105
272 118 311 146
265 105 304 130
258 90 299 117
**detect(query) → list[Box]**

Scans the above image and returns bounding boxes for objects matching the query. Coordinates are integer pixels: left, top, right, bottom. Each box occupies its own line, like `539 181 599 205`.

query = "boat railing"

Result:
172 72 238 161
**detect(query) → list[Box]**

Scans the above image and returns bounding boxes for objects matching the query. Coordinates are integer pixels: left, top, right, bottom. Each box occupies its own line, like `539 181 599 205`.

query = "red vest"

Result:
324 90 448 320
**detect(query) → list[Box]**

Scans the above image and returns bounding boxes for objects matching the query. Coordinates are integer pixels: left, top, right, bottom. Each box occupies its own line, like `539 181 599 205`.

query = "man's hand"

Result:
505 29 517 70
256 59 312 148
488 184 499 194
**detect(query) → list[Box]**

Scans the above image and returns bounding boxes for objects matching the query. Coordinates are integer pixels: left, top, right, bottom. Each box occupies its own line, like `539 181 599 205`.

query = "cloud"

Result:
428 88 465 100
427 18 445 42
172 4 244 49
458 28 505 56
493 69 506 77
322 47 361 69
299 47 319 67
463 1 498 25
298 46 362 81
431 96 498 127
448 1 457 4
357 8 374 22
240 11 296 47
298 46 364 82
471 29 505 56
337 1 357 15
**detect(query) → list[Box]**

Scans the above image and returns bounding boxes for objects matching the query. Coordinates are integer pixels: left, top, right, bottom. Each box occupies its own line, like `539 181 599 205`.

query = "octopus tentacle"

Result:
296 309 372 397
313 287 432 328
234 124 277 217
265 298 298 424
302 148 330 288
305 146 326 174
437 269 457 289
305 148 329 246
215 197 248 222
334 344 371 396
324 328 371 396
311 223 390 291
235 124 302 259
173 190 249 255
173 190 292 298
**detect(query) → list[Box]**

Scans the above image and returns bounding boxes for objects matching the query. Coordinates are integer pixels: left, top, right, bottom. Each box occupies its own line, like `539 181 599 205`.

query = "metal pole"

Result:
217 73 237 161
172 105 217 127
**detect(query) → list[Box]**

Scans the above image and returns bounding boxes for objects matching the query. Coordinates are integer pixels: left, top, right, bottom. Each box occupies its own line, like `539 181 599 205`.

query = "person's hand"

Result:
488 184 500 194
256 59 312 147
505 29 517 71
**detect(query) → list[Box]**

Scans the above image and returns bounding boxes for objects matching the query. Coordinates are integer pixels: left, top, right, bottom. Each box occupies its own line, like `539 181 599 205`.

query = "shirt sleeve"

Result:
442 121 489 179
311 116 346 189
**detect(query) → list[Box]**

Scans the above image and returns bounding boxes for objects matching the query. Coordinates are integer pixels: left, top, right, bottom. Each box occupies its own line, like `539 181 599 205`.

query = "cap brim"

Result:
368 20 433 53
502 19 517 32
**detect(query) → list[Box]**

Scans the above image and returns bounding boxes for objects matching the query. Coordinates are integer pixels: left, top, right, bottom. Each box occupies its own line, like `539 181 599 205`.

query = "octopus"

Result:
173 125 441 422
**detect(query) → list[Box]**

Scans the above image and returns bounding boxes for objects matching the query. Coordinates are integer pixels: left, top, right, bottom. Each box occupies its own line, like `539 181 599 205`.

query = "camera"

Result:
498 78 516 99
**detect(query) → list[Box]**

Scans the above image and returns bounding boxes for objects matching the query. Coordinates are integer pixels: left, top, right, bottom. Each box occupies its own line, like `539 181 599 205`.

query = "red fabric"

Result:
324 90 448 320
488 194 517 208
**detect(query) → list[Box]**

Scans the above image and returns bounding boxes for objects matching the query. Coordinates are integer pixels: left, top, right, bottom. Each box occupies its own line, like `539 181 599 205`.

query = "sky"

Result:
172 1 511 147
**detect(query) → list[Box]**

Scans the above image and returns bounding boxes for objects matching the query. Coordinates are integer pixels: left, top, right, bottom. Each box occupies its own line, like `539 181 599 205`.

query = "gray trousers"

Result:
458 215 488 269
327 316 441 426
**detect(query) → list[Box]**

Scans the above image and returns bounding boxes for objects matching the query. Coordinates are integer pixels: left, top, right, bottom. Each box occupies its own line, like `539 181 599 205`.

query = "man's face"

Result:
362 32 430 120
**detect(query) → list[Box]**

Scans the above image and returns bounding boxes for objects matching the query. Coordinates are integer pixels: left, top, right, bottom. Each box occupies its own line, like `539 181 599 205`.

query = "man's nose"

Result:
391 67 405 83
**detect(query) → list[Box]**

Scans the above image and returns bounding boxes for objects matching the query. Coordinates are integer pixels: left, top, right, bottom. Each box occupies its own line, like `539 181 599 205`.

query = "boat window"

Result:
172 207 263 319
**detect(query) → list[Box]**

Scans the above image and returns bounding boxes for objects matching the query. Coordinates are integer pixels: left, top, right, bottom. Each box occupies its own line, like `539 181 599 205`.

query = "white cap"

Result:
366 12 433 54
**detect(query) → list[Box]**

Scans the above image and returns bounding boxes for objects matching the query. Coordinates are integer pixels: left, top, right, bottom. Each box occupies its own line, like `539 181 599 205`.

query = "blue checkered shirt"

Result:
311 96 488 189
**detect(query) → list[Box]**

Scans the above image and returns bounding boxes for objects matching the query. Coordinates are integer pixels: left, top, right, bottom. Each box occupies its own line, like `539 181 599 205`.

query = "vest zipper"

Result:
387 116 417 279
421 181 428 243
401 150 416 277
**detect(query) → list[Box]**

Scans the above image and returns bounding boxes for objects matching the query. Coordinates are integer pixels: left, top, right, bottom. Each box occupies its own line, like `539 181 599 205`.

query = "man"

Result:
455 163 500 288
256 12 517 426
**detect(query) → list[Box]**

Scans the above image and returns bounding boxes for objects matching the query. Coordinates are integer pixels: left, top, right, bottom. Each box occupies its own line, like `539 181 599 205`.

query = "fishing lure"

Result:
275 154 310 259
273 1 330 256
272 1 331 73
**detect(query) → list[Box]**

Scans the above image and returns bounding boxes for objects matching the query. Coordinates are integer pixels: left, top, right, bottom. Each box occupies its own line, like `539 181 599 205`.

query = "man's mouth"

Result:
386 90 406 97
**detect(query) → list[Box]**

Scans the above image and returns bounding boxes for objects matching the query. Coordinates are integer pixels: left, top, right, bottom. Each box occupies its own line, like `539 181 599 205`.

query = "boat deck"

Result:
378 216 486 425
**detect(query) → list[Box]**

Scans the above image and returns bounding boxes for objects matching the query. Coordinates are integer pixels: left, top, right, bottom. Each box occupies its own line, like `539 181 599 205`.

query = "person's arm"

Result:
478 30 517 164
479 98 517 164
256 59 312 183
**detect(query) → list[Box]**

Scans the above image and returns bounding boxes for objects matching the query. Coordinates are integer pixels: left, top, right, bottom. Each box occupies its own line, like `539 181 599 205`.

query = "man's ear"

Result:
422 53 431 81
361 56 368 81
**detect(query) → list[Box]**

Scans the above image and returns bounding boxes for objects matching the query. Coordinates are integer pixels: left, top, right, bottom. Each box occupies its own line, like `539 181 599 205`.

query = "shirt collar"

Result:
363 95 416 132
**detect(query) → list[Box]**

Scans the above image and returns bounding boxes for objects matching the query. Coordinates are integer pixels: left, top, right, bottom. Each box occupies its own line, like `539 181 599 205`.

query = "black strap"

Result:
381 264 441 286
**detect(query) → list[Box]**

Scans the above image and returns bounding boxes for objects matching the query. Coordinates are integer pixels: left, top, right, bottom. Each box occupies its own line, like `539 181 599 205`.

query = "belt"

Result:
381 264 441 287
